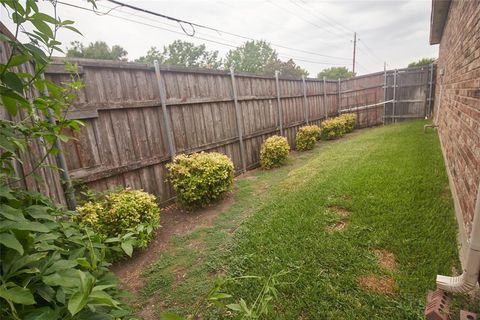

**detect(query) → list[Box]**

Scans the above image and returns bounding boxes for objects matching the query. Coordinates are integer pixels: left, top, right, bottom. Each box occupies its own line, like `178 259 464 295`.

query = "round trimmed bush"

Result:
260 135 290 169
76 188 160 248
296 125 321 151
166 152 234 209
320 118 346 140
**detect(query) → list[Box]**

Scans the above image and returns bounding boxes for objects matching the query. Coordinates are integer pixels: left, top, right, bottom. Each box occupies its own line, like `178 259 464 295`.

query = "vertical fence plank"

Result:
337 78 341 114
275 71 283 135
427 64 434 118
323 76 328 119
230 68 247 173
392 69 398 123
302 75 309 124
383 69 387 125
154 61 176 159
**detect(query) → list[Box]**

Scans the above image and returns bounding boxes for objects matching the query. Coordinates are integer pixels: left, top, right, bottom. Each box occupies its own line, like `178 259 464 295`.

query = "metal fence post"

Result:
154 60 176 159
392 69 398 123
41 74 77 210
230 68 247 173
383 68 387 125
323 76 328 119
337 78 341 115
302 75 309 124
427 63 434 118
275 70 284 135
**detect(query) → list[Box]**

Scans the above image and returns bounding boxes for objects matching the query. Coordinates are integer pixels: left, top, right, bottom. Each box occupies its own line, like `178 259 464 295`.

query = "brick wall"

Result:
433 0 480 249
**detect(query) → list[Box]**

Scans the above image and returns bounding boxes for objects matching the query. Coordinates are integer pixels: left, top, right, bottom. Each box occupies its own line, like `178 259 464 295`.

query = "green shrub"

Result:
339 113 357 133
0 188 130 319
296 125 321 151
167 152 235 209
320 118 346 140
260 135 290 169
76 188 160 253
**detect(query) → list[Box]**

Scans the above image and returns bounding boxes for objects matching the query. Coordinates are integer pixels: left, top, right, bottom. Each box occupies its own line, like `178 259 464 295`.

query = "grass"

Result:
139 120 479 319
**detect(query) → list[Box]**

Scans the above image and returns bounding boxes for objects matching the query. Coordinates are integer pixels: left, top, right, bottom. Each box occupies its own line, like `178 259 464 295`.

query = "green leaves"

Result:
67 270 95 316
260 135 290 169
0 204 25 221
0 232 24 254
42 270 82 288
120 240 134 257
0 187 130 319
76 188 160 260
9 54 31 67
1 220 50 233
161 313 185 320
317 66 355 79
1 72 24 93
25 205 55 221
296 125 321 151
166 152 234 208
0 286 36 305
0 0 88 179
320 114 356 140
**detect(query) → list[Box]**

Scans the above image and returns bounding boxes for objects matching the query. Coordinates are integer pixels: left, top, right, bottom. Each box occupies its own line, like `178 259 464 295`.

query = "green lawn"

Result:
139 120 479 319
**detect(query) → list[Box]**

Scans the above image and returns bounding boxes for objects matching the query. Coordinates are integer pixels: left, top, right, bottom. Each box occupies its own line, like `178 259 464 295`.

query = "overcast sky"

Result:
2 0 438 76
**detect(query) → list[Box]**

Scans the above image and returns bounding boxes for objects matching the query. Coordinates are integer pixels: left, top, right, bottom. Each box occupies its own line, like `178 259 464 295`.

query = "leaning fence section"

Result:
384 66 435 124
40 59 434 205
339 66 435 127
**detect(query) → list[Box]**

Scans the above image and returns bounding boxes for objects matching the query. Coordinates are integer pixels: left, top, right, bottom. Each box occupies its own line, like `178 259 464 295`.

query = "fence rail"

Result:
1 41 435 206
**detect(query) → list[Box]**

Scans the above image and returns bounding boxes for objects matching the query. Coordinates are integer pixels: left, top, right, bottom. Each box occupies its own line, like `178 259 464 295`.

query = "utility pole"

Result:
352 32 357 75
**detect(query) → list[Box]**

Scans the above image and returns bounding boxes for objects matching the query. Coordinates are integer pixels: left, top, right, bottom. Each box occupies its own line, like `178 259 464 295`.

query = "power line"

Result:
97 2 350 62
292 0 384 67
103 0 351 61
287 0 352 41
359 40 384 63
265 0 347 45
296 0 354 35
57 1 348 66
356 62 371 74
356 47 381 67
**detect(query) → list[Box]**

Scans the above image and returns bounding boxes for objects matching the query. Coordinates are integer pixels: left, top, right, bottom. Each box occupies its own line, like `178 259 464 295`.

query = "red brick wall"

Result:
434 0 480 241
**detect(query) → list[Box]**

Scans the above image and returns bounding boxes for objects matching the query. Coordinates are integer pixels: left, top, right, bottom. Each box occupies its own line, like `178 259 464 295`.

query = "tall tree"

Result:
136 41 222 69
317 67 354 79
66 41 128 60
224 40 280 75
408 57 436 68
274 59 309 77
225 41 308 77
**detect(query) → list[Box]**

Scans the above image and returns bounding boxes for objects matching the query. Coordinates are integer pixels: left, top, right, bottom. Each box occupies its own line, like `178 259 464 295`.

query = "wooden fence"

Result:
44 59 435 205
2 49 435 206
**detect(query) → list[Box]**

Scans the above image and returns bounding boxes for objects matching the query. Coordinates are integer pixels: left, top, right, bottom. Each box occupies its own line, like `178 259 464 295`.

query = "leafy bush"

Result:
295 125 321 151
76 188 160 255
167 152 235 209
320 118 346 140
0 187 130 319
320 114 356 140
260 135 290 169
339 113 356 133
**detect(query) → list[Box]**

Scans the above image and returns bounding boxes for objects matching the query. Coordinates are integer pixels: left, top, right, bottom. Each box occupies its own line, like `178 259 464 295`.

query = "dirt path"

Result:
111 195 235 294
